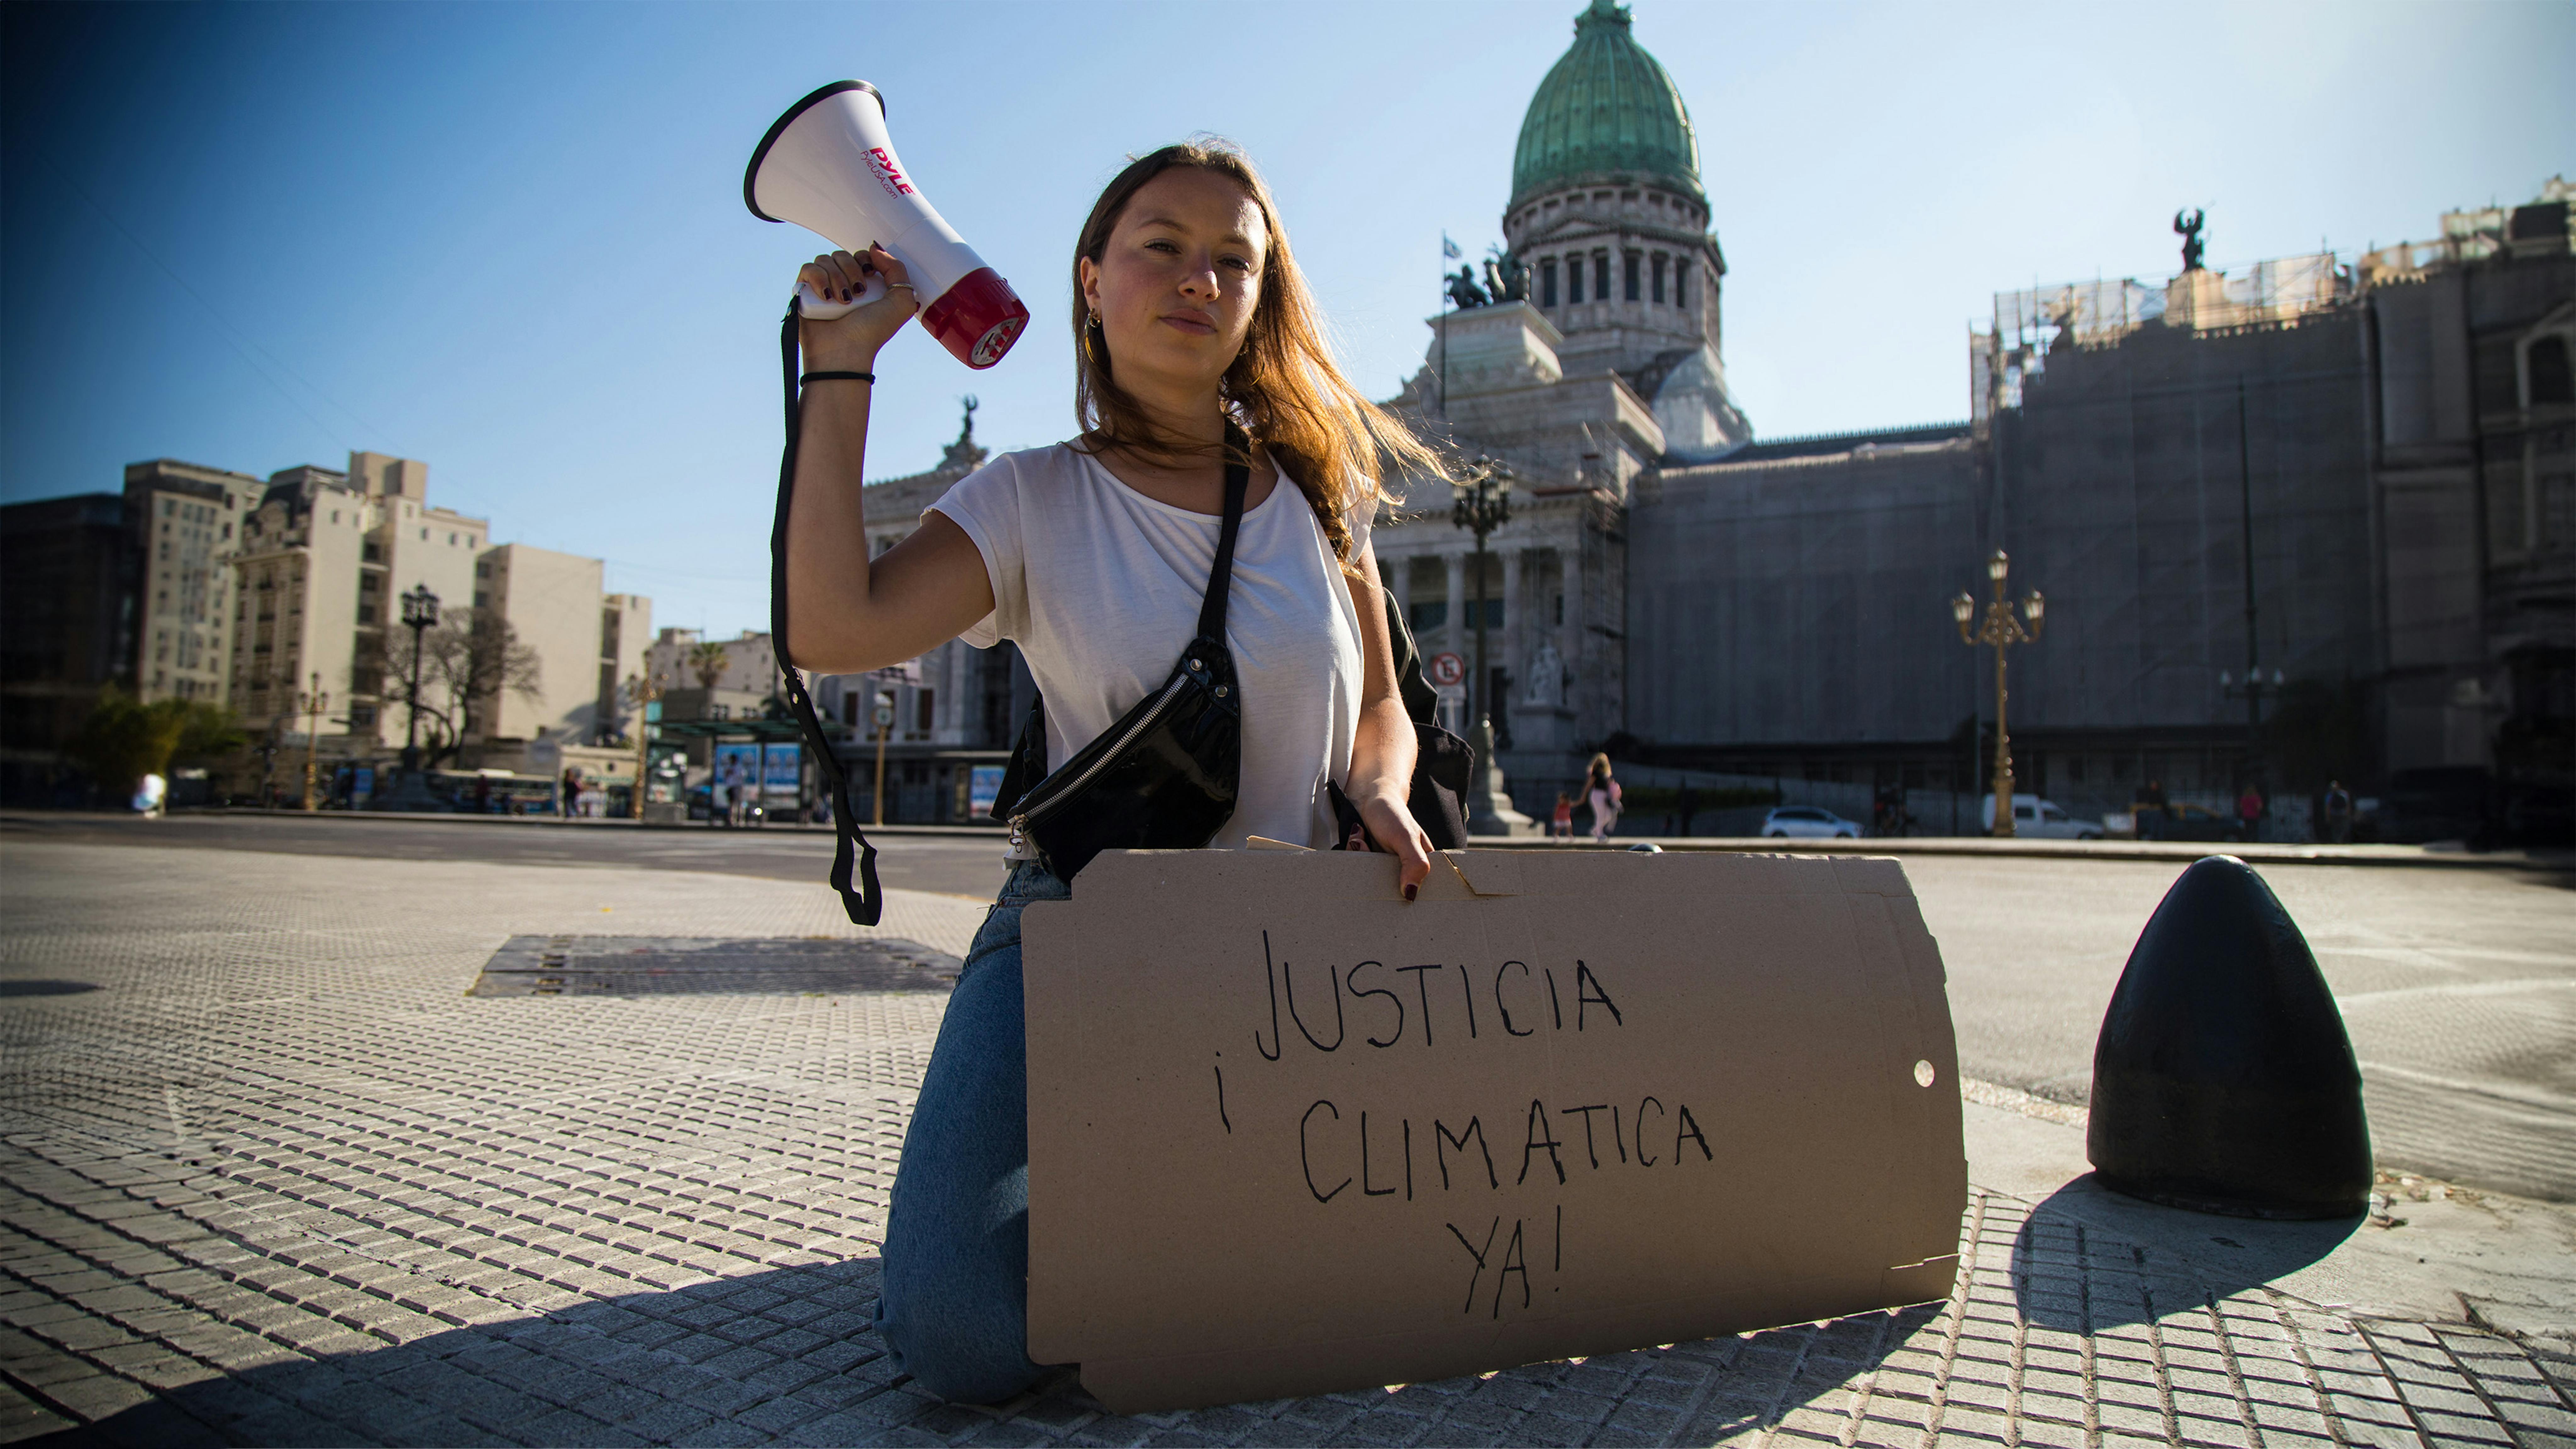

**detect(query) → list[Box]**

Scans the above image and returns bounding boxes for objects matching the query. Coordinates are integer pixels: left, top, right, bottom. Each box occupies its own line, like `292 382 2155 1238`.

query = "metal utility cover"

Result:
470 935 960 997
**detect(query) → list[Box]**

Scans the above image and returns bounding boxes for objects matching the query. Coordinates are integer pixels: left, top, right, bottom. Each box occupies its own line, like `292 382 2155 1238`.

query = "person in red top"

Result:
1552 791 1574 843
2238 783 2265 842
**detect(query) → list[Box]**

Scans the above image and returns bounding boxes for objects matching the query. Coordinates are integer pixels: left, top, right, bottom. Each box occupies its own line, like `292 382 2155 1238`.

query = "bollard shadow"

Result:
50 1248 1931 1447
2011 1174 2361 1331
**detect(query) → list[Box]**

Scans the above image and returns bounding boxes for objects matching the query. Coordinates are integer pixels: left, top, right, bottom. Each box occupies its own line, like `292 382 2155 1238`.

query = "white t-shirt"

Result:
930 442 1370 852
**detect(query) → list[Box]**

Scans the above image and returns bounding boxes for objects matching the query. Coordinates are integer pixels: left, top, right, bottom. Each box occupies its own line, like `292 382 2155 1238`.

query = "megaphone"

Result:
745 81 1030 370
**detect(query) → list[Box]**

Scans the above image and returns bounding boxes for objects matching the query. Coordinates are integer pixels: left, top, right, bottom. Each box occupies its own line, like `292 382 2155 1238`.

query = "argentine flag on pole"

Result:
1442 233 1462 261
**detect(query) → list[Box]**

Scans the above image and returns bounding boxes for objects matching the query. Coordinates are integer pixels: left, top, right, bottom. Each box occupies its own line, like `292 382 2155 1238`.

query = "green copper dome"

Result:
1512 0 1703 209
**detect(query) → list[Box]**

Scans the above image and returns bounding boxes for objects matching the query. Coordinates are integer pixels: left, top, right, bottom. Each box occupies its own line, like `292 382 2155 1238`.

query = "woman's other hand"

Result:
1352 788 1435 902
797 244 919 369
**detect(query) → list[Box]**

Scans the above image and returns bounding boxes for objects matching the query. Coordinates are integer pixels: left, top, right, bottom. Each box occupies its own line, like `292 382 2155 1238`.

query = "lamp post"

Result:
398 584 440 770
1952 550 2045 837
629 664 662 820
298 674 328 812
1449 456 1535 835
1450 456 1514 732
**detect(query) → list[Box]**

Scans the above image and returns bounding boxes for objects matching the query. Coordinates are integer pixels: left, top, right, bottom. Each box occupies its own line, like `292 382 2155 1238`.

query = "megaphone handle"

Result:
794 275 884 321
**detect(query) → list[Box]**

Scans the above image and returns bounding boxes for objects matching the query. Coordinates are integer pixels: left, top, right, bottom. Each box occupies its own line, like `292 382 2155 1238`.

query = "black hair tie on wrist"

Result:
799 370 875 386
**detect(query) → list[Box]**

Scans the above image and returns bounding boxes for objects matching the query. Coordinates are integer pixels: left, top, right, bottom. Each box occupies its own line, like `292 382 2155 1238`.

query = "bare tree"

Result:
407 610 543 769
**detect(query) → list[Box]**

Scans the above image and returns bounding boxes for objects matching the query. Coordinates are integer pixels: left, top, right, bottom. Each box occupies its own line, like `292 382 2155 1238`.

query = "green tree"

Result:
170 700 248 768
68 691 184 794
689 640 729 692
66 692 250 797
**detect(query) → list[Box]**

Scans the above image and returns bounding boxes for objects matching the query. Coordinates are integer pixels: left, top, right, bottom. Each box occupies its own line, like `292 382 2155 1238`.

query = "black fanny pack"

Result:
988 431 1250 881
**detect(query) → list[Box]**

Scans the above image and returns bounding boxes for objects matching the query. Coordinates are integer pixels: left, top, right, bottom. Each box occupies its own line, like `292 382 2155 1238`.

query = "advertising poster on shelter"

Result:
760 741 803 799
711 744 758 802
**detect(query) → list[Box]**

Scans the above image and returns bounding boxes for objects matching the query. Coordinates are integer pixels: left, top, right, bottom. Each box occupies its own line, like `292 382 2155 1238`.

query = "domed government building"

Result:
838 0 2570 842
1364 0 2573 840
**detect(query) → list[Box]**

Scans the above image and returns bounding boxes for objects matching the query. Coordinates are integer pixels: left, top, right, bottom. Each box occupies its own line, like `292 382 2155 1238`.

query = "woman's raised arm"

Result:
783 245 998 675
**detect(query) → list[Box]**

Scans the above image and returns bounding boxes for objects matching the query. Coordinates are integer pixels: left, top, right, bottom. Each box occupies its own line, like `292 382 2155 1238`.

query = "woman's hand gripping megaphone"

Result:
796 244 920 362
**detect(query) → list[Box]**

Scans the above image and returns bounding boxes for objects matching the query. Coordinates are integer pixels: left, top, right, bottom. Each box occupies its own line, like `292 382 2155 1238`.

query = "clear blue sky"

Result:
6 1 2567 642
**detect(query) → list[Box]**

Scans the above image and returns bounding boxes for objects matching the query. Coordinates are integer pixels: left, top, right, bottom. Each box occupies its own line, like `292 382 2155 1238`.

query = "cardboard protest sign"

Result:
1022 848 1964 1413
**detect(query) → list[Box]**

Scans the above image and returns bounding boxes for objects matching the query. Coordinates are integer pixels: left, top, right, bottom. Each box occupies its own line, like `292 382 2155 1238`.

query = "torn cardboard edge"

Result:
1024 847 1965 1412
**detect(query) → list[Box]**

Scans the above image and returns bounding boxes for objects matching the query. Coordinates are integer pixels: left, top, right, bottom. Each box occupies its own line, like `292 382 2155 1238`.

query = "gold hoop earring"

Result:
1086 311 1102 330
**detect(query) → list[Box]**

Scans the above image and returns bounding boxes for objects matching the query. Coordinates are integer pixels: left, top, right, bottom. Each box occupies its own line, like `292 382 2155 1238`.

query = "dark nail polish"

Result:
1403 883 1418 902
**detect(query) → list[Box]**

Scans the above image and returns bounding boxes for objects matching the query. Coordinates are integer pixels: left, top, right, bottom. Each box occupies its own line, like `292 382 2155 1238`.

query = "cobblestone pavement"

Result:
3 842 2571 1447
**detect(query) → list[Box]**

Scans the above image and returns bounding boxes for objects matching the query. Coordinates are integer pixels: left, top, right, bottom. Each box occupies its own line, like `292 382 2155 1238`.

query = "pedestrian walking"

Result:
777 142 1450 1404
2323 779 2354 844
2134 779 2168 840
1585 752 1622 843
2238 782 2266 843
1552 791 1574 843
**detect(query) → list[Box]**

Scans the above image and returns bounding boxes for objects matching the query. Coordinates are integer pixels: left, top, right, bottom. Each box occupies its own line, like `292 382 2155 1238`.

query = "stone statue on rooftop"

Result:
2175 208 2207 272
940 394 988 472
1445 266 1490 310
1484 250 1531 304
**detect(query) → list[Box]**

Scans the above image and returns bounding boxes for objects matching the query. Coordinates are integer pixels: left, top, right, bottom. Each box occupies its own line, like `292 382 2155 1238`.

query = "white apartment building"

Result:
229 452 490 747
126 460 264 705
644 628 780 697
597 594 654 743
473 545 651 747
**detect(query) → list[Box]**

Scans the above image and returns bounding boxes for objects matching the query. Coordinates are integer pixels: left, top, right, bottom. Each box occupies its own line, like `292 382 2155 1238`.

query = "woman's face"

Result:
1080 166 1268 401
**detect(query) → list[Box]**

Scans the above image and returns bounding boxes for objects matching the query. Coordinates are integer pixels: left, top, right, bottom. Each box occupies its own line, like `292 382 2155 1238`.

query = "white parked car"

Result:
1980 793 2105 840
1761 806 1862 839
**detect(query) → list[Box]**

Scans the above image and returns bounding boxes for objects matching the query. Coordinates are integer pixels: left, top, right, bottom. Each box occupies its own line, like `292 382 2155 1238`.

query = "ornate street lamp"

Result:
298 673 329 812
399 584 440 768
1446 456 1538 836
1952 549 2045 837
1450 456 1514 732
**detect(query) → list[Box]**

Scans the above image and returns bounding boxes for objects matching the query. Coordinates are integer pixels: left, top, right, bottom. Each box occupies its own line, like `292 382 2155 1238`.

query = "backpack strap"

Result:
768 302 883 926
1194 423 1253 643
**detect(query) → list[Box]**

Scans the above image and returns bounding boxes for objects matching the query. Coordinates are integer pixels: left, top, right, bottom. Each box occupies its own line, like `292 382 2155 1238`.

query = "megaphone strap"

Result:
769 301 886 927
799 371 876 386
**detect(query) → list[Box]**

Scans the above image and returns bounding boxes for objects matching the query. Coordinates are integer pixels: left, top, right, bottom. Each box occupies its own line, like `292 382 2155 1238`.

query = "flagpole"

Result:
1437 233 1457 421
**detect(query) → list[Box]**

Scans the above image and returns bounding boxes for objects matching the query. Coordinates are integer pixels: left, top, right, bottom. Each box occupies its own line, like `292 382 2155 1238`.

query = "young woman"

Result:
1585 751 1621 844
782 141 1446 1402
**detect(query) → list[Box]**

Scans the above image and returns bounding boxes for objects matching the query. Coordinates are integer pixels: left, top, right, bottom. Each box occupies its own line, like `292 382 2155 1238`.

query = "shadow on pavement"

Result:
0 979 102 997
51 1257 894 1448
2011 1175 2360 1331
49 1253 1929 1447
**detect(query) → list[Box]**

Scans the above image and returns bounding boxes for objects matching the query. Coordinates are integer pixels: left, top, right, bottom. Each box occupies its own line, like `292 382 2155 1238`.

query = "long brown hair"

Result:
1071 139 1449 571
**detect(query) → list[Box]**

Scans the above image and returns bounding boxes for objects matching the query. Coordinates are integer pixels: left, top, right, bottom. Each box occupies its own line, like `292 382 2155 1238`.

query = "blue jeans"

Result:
871 860 1070 1403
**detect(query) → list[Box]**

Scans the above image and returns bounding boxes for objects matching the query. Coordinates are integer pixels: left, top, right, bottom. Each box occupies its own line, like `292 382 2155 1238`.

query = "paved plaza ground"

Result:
2 826 2573 1446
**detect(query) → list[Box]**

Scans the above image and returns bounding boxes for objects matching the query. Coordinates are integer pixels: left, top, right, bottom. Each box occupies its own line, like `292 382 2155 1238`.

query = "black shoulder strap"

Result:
1195 422 1253 643
1381 588 1440 725
769 302 883 926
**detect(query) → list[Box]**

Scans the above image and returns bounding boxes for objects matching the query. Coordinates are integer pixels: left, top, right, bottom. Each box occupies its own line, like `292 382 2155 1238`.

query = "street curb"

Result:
1458 833 2570 871
50 809 2568 869
150 807 1004 839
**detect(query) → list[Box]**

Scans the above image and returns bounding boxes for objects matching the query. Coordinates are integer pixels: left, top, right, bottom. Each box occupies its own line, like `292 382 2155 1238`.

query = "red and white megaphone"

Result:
745 81 1030 370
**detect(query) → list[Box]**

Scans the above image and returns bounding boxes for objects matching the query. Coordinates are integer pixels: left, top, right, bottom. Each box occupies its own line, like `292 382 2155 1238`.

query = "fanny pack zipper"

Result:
1008 666 1198 850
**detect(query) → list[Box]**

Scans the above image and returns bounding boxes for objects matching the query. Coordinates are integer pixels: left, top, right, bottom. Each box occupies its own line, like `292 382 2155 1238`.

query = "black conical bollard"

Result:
2088 855 2372 1219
